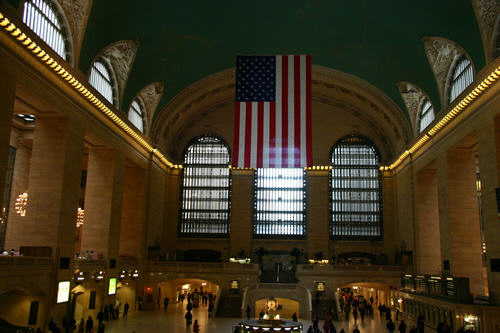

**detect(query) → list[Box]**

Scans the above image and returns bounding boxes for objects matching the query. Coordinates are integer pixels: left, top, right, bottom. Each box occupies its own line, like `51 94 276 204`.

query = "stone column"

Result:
4 140 31 250
445 147 483 295
163 170 180 255
119 166 146 259
306 170 329 260
144 163 167 251
21 115 83 262
416 167 441 274
478 119 500 304
0 72 15 215
80 148 125 260
229 170 253 257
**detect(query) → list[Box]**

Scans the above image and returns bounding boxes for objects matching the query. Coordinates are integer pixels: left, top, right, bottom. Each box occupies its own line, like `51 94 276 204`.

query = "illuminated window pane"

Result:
89 61 114 105
22 0 68 60
179 137 231 237
449 56 473 103
418 98 434 133
128 100 144 133
253 168 306 238
330 136 382 239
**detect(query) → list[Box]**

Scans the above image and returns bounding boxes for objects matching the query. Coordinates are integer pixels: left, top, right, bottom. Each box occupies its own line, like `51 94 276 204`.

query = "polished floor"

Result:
104 302 408 333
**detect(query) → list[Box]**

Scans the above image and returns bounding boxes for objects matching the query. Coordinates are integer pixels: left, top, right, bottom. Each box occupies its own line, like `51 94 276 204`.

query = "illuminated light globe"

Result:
76 208 85 227
15 192 28 216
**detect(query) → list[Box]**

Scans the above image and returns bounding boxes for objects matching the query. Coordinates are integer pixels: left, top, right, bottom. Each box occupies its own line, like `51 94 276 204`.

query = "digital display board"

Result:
108 277 117 295
57 281 70 303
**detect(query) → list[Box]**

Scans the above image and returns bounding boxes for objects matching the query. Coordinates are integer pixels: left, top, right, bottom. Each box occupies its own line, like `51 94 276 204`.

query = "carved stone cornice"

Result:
59 0 92 66
398 81 427 137
423 36 468 108
136 81 164 135
98 40 139 109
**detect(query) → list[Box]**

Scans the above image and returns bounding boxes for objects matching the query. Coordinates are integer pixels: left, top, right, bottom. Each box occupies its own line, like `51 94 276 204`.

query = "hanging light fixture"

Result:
15 192 28 216
76 207 85 227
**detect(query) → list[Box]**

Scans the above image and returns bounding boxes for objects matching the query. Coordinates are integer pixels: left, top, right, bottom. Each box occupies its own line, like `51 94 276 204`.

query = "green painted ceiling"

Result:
76 1 483 123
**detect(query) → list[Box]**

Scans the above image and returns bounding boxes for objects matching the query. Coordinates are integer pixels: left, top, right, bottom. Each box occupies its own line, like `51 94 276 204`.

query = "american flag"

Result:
233 55 312 168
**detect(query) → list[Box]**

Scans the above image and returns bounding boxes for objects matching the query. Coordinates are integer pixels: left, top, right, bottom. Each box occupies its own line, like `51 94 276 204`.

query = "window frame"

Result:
253 168 307 239
89 59 116 106
178 135 232 238
448 55 474 103
22 0 71 62
417 97 435 133
329 135 383 241
128 98 145 133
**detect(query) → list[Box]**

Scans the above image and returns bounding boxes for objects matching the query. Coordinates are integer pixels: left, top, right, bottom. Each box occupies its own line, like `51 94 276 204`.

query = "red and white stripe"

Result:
233 55 312 168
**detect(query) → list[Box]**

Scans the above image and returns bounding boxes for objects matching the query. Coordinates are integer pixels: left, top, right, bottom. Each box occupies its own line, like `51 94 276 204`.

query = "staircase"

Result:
216 295 242 317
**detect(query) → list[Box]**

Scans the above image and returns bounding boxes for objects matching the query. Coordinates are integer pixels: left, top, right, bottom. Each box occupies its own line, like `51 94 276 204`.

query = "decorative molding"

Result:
59 0 92 66
99 40 139 109
423 36 468 108
398 82 427 137
471 0 500 62
136 81 164 135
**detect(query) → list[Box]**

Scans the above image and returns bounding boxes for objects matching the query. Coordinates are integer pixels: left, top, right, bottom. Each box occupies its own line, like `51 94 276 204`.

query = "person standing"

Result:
185 309 193 328
387 319 396 333
77 318 85 333
85 316 93 333
193 319 200 333
398 320 407 333
163 296 169 310
352 325 360 333
292 313 298 322
208 301 214 318
97 309 104 327
123 301 130 319
246 305 251 320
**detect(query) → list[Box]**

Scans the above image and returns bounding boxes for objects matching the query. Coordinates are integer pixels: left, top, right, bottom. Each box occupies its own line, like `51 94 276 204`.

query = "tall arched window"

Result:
253 168 306 239
22 0 68 60
128 99 144 133
179 136 231 237
449 56 473 103
89 60 114 105
418 97 434 133
330 135 382 239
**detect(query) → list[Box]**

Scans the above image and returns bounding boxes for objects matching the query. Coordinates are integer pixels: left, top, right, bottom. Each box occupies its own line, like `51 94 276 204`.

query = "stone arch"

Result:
244 284 312 320
57 0 93 66
491 13 500 61
471 0 500 62
19 0 75 65
0 284 48 328
423 36 476 109
89 40 139 109
398 82 435 137
151 65 411 165
134 81 164 135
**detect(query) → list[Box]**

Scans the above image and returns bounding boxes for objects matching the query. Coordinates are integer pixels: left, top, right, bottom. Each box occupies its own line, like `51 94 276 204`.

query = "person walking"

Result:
292 313 298 322
97 309 104 327
123 301 129 319
352 325 360 333
208 301 214 318
163 296 169 310
77 318 85 333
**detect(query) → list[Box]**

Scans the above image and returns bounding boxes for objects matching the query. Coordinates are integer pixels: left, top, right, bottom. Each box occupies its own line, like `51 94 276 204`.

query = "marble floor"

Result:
104 302 408 333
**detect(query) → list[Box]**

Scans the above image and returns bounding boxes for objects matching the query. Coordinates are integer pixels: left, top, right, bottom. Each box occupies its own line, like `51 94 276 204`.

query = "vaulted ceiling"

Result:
73 0 484 124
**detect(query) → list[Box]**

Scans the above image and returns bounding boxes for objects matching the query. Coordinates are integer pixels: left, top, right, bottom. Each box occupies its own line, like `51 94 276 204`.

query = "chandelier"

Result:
76 208 85 227
15 192 28 216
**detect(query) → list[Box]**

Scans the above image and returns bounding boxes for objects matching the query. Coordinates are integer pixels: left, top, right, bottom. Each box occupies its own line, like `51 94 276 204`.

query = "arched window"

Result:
179 136 231 237
89 60 114 105
418 97 434 133
449 56 473 103
330 135 382 239
22 0 68 60
128 99 144 133
253 168 306 238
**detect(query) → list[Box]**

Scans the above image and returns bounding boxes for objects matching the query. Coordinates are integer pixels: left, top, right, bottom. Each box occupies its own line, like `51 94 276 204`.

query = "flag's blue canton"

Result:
236 56 276 102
